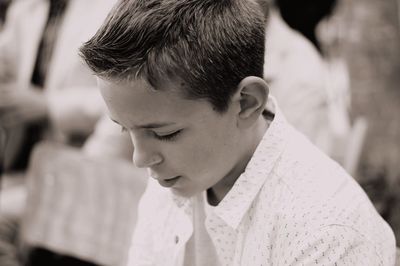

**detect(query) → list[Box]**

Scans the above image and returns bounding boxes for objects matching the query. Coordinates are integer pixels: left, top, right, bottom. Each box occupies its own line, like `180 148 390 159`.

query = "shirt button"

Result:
175 236 179 244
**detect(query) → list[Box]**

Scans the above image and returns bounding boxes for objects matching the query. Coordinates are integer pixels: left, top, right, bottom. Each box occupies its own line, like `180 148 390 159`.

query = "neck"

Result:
207 115 270 206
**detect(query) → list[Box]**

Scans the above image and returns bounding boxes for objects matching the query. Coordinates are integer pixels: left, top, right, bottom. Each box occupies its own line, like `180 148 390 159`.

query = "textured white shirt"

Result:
127 97 396 266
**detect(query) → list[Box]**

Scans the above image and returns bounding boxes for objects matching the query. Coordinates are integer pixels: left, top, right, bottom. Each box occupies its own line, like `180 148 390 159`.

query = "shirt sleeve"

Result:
282 225 395 266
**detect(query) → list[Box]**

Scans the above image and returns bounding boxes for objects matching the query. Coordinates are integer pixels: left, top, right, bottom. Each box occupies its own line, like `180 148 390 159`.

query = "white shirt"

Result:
127 97 396 266
183 193 220 266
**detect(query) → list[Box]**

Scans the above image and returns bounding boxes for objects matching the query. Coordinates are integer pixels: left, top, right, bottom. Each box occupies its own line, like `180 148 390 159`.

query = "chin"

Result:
170 187 197 198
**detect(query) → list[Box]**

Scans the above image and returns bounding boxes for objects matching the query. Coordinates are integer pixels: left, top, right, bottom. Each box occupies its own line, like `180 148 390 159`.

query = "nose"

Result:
131 139 163 168
132 150 163 168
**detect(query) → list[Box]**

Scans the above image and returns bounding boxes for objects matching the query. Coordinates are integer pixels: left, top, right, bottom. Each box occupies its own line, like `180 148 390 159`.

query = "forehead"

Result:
97 77 214 127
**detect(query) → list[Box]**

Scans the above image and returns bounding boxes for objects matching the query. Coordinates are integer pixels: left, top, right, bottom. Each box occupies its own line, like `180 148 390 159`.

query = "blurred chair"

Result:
329 115 368 178
0 126 6 175
342 117 368 177
21 142 147 266
322 57 368 178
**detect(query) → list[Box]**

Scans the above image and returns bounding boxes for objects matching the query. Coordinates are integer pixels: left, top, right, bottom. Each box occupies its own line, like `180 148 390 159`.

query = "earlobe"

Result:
236 76 269 127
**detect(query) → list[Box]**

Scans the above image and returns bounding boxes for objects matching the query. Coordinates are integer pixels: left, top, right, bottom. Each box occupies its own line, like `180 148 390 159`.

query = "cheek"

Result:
162 136 217 176
175 131 235 174
175 141 215 171
165 117 238 175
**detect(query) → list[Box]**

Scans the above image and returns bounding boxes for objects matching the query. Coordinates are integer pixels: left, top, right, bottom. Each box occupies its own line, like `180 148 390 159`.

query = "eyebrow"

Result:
110 118 175 129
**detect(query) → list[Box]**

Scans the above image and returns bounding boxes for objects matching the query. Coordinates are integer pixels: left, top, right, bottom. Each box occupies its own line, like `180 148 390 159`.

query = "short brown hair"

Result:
80 0 266 112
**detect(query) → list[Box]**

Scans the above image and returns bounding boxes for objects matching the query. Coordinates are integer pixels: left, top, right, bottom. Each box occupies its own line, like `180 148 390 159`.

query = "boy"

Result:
80 0 396 265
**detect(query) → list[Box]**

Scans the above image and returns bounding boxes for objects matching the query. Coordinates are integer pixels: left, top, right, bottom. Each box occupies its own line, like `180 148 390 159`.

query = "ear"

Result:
235 76 269 128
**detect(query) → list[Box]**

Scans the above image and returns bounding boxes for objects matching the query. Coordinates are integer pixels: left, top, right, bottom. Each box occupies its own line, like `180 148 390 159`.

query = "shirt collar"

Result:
211 96 290 229
170 96 290 228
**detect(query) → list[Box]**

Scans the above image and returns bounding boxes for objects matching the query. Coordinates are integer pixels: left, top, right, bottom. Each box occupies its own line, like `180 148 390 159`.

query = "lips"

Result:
157 176 181 188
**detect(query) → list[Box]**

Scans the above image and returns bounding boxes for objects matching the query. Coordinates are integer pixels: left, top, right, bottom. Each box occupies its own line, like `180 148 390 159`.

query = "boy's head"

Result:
80 0 270 200
80 0 266 113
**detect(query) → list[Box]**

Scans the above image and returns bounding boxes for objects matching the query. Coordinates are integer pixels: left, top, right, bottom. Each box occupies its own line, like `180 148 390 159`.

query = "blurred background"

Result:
335 0 400 241
0 0 399 265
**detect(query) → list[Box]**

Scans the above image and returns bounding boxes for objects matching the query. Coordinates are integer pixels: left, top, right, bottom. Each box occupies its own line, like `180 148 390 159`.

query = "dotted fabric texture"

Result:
128 97 396 266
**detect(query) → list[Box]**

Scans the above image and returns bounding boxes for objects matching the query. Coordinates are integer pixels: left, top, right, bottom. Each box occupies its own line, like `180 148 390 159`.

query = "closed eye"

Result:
153 130 182 142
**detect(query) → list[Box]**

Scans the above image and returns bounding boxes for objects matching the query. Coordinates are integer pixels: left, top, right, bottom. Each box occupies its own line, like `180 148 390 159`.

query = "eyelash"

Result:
121 127 182 142
154 130 182 142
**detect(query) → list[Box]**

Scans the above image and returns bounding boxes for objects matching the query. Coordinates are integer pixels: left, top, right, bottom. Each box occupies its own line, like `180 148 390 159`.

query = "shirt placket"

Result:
170 200 194 266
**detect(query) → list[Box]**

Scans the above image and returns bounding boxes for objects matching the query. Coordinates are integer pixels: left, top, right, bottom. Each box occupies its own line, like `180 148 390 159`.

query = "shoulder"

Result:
274 224 396 265
258 126 390 233
274 127 349 197
254 168 396 264
274 137 365 223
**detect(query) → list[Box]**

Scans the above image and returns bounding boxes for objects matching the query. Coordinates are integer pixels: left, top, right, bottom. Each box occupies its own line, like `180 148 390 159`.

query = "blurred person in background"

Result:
0 0 12 31
276 0 337 53
0 0 116 265
0 0 114 172
257 0 337 156
258 0 355 170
